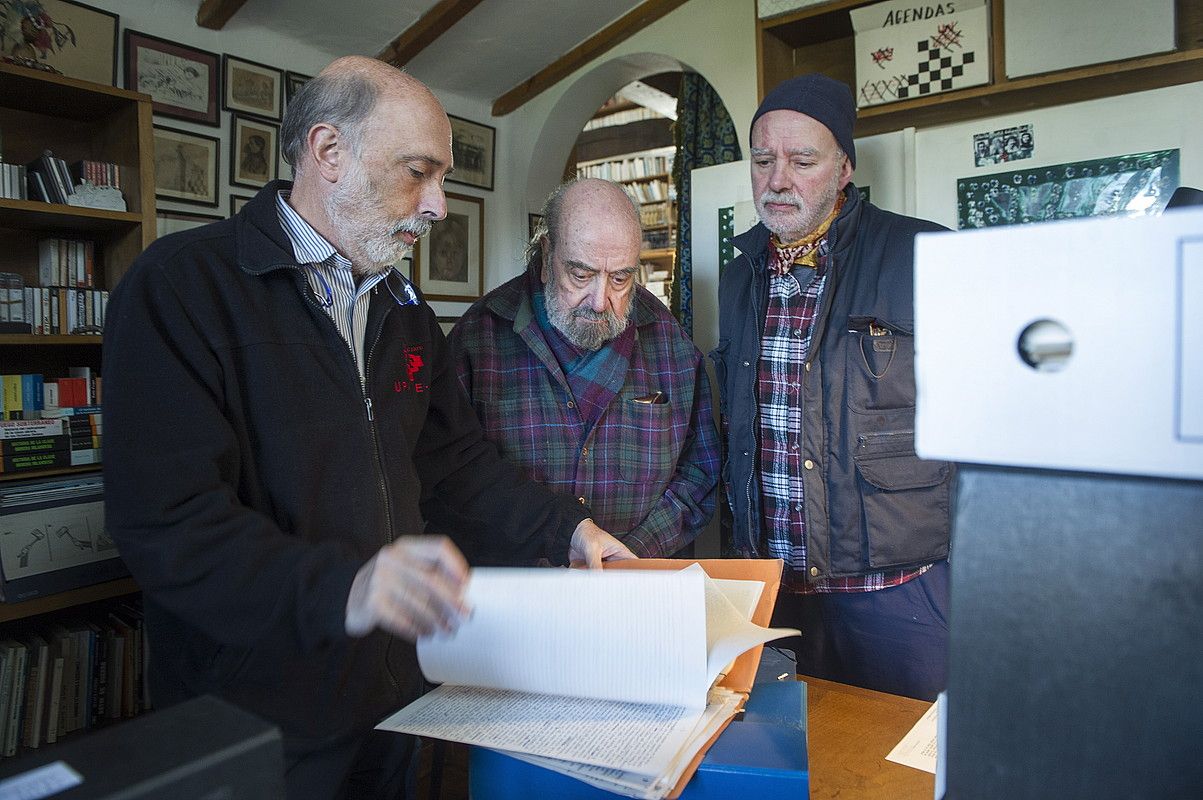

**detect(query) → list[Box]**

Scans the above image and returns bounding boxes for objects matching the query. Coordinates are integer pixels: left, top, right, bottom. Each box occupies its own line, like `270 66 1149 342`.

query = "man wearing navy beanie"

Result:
711 73 954 700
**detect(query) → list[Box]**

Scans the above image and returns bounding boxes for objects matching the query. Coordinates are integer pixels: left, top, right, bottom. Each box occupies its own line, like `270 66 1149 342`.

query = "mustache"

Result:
393 218 433 238
759 190 801 208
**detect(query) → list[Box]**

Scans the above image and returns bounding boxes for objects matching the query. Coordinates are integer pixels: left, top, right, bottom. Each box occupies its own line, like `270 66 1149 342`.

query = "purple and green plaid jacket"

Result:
443 273 720 558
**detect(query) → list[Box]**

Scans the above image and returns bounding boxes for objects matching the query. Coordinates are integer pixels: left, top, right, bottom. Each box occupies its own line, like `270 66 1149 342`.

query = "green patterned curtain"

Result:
672 73 741 336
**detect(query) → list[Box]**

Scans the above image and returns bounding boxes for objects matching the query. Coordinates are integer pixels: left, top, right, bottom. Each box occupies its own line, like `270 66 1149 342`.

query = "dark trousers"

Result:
285 729 416 800
771 560 950 701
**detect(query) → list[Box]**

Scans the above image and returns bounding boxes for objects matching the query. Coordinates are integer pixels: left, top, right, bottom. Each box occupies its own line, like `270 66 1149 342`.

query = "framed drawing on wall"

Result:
447 115 495 191
152 125 219 207
124 29 220 125
229 193 253 216
156 209 222 238
1 0 119 86
284 71 312 105
415 191 483 301
230 114 279 189
223 55 283 121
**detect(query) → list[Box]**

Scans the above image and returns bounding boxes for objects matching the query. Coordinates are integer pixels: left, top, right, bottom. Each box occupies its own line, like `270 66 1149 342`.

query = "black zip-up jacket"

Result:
710 184 954 580
103 182 589 758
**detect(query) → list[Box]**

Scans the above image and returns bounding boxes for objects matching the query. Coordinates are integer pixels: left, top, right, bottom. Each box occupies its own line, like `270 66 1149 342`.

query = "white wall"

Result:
914 82 1203 229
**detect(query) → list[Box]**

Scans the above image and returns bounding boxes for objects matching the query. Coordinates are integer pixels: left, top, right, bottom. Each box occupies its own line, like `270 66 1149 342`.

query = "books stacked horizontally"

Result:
0 599 146 757
378 561 794 799
1 371 102 474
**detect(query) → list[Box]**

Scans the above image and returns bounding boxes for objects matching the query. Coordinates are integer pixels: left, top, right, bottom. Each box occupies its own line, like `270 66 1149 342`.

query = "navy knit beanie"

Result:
750 73 856 168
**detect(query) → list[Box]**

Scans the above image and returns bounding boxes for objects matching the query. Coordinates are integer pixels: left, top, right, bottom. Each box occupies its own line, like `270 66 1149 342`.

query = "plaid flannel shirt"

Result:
445 274 720 558
759 244 928 593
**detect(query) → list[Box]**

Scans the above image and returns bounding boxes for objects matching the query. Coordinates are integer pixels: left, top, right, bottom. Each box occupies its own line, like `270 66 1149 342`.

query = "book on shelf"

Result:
0 163 27 201
378 559 794 799
24 151 73 205
0 474 124 605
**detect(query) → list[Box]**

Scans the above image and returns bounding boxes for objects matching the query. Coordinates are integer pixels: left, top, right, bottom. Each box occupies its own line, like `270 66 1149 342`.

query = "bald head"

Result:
281 56 447 175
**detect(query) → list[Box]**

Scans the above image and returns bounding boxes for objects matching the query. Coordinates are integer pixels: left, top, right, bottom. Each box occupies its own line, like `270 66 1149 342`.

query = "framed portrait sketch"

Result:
284 71 312 105
156 209 222 238
447 115 495 191
230 115 279 190
152 125 219 207
223 55 283 121
0 0 118 85
124 30 220 126
415 192 483 302
229 193 253 216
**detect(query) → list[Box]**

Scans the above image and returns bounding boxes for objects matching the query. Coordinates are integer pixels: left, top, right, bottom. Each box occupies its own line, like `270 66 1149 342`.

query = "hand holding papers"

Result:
376 561 796 799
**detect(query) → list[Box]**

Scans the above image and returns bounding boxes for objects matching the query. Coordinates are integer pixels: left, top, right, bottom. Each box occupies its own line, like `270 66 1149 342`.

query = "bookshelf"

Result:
577 145 676 309
756 0 1203 137
1 63 153 643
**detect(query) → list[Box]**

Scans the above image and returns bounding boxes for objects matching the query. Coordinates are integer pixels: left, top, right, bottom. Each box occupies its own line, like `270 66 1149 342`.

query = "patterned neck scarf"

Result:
769 193 845 276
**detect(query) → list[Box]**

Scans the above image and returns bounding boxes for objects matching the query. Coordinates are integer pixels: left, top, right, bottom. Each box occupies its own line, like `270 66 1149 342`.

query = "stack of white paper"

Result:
376 564 796 798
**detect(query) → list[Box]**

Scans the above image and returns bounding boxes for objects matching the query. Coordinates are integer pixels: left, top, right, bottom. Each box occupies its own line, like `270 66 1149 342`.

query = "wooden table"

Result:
801 676 935 800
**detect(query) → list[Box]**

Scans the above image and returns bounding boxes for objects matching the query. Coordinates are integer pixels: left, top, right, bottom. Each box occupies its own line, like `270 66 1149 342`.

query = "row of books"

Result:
0 162 28 201
71 160 123 191
577 154 674 181
25 150 75 206
623 179 674 204
641 229 674 250
39 238 97 289
582 105 664 131
4 287 109 336
0 600 147 757
2 371 102 418
639 203 673 228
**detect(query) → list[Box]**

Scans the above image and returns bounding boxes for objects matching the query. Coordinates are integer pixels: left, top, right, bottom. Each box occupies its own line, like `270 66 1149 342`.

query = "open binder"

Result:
377 558 791 799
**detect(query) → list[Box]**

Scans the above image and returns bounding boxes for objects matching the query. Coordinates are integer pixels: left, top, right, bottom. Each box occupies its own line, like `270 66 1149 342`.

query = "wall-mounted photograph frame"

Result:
528 213 544 240
0 0 118 86
230 114 279 190
124 29 220 126
284 71 312 105
152 124 219 207
156 209 222 239
229 193 254 216
223 55 283 121
415 191 483 302
447 114 495 191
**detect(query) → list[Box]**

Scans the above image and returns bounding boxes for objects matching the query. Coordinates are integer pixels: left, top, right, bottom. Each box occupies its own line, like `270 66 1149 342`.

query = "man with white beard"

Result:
712 74 955 701
427 179 719 562
104 57 632 799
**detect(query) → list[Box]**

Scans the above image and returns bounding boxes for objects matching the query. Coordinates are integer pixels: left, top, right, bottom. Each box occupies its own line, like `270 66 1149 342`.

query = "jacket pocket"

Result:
854 445 950 569
844 317 916 413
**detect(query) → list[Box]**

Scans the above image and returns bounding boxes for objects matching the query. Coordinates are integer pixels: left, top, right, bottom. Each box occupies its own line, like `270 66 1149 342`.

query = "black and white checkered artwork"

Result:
897 41 976 99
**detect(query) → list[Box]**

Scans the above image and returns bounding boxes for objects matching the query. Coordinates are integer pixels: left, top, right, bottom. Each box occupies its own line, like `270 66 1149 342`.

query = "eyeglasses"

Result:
309 267 420 309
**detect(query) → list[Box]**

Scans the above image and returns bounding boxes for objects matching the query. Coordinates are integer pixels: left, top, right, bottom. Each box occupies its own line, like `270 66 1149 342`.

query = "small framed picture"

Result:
156 209 222 238
229 193 254 216
528 213 544 240
447 115 495 192
230 115 279 190
415 191 484 302
223 55 283 121
124 29 220 126
152 125 220 207
10 0 119 86
284 71 312 105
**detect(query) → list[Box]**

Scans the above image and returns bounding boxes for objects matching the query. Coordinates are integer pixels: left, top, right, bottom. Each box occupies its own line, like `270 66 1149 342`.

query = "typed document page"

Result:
416 566 710 708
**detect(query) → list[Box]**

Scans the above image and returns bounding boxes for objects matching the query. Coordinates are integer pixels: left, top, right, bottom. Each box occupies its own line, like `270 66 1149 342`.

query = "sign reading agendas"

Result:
850 0 991 109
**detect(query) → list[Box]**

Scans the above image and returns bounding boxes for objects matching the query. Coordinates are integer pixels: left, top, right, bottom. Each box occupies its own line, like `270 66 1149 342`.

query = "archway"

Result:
525 53 740 336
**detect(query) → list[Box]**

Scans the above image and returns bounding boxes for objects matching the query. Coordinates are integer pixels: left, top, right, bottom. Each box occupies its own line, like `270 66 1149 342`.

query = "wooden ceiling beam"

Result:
377 0 489 67
491 0 690 117
197 0 250 30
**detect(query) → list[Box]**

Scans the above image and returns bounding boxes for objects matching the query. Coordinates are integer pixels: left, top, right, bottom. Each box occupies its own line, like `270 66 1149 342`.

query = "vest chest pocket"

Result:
844 316 916 413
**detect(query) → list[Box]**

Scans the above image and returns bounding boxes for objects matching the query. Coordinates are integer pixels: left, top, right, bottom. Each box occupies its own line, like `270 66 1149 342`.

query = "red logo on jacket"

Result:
395 345 427 394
